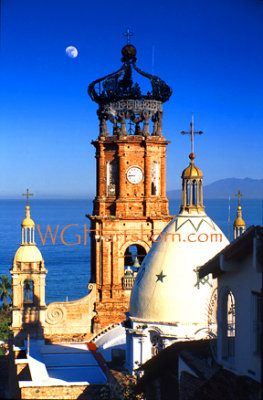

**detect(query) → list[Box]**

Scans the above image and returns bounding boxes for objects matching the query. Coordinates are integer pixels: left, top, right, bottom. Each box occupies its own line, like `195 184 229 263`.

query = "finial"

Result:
123 28 134 44
22 188 34 206
181 114 203 160
233 190 246 239
235 189 243 207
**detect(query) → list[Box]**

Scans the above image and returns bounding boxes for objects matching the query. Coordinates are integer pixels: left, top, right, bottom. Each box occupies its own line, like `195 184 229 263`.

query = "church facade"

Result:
10 42 174 341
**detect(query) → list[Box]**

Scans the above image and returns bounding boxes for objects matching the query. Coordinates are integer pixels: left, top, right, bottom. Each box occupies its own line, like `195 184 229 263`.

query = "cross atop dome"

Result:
123 28 134 44
181 114 203 160
180 116 204 214
233 189 246 239
235 189 243 207
22 188 34 206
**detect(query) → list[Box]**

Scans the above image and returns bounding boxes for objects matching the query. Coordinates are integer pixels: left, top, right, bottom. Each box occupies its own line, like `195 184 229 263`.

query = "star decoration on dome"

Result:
156 270 167 282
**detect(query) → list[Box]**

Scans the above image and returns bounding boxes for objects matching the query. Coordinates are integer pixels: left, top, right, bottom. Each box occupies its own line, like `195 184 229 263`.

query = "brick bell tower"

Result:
87 40 173 332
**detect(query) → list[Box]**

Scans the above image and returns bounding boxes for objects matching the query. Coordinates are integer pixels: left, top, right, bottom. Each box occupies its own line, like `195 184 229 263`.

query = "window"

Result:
107 159 118 196
151 161 159 195
23 279 34 304
252 292 262 354
123 245 147 290
192 180 197 205
150 330 163 356
222 290 235 361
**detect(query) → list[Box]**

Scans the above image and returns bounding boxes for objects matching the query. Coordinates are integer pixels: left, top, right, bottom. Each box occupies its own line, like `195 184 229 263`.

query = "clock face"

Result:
126 166 143 184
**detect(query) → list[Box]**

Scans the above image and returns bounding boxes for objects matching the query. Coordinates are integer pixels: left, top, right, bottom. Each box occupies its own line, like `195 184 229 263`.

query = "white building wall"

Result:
126 318 209 373
217 253 261 382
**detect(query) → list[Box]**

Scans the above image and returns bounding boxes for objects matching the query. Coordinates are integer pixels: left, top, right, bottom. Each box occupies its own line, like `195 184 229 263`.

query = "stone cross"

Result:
22 188 34 206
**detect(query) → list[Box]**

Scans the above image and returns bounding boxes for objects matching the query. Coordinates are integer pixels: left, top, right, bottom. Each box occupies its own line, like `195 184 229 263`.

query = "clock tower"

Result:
87 42 173 332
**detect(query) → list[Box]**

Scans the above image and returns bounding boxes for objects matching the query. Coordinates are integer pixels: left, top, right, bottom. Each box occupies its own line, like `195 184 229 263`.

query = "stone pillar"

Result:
143 112 150 137
119 112 128 136
157 111 163 137
182 180 186 207
99 114 109 137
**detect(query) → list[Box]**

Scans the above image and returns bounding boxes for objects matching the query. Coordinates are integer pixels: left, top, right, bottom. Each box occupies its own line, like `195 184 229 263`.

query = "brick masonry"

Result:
88 135 173 331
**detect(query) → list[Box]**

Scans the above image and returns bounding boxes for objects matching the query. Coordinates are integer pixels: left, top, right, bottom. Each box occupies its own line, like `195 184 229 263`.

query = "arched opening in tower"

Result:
151 161 159 195
124 244 147 268
23 279 34 305
123 245 147 289
192 180 197 205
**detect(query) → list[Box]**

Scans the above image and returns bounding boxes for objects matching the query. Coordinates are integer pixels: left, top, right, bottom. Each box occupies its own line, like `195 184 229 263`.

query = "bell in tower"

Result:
87 36 173 332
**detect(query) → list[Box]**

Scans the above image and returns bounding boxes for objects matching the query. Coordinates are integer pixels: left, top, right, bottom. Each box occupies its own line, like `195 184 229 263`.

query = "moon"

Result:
65 46 78 59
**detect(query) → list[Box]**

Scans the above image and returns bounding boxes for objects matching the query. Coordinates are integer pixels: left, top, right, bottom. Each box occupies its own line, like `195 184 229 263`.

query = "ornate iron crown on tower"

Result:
88 44 172 138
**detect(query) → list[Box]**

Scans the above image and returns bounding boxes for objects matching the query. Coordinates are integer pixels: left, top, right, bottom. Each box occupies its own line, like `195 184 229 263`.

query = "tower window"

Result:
186 180 190 205
107 159 118 196
23 279 34 305
123 245 147 289
151 161 159 195
192 180 197 205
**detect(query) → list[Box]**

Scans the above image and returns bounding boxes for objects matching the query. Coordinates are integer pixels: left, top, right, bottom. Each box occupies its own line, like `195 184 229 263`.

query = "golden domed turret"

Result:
182 153 203 179
180 116 204 214
22 205 35 227
233 191 246 239
10 190 47 340
180 153 204 214
12 189 44 267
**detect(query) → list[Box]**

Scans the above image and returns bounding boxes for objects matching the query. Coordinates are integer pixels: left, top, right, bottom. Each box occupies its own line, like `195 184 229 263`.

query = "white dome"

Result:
129 211 229 324
14 245 43 263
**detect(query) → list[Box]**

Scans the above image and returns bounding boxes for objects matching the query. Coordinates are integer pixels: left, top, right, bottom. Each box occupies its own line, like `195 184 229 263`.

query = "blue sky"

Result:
1 0 263 198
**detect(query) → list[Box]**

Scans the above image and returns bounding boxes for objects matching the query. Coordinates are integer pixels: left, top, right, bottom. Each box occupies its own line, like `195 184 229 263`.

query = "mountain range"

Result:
167 178 263 199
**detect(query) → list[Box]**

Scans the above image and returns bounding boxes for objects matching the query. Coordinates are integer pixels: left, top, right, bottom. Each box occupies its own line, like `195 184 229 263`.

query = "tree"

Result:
0 275 12 307
0 307 11 343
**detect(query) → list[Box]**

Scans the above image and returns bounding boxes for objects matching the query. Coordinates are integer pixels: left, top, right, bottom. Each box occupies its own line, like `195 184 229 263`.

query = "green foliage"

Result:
0 275 12 306
100 379 144 400
0 307 11 342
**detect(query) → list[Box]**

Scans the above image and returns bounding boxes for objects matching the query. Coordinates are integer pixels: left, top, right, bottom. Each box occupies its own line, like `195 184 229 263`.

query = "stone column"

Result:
143 111 151 137
199 180 203 206
119 112 128 136
99 114 109 137
182 180 186 207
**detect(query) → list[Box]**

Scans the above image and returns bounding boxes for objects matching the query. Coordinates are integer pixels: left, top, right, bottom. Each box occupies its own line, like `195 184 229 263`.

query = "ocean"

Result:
0 198 262 304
